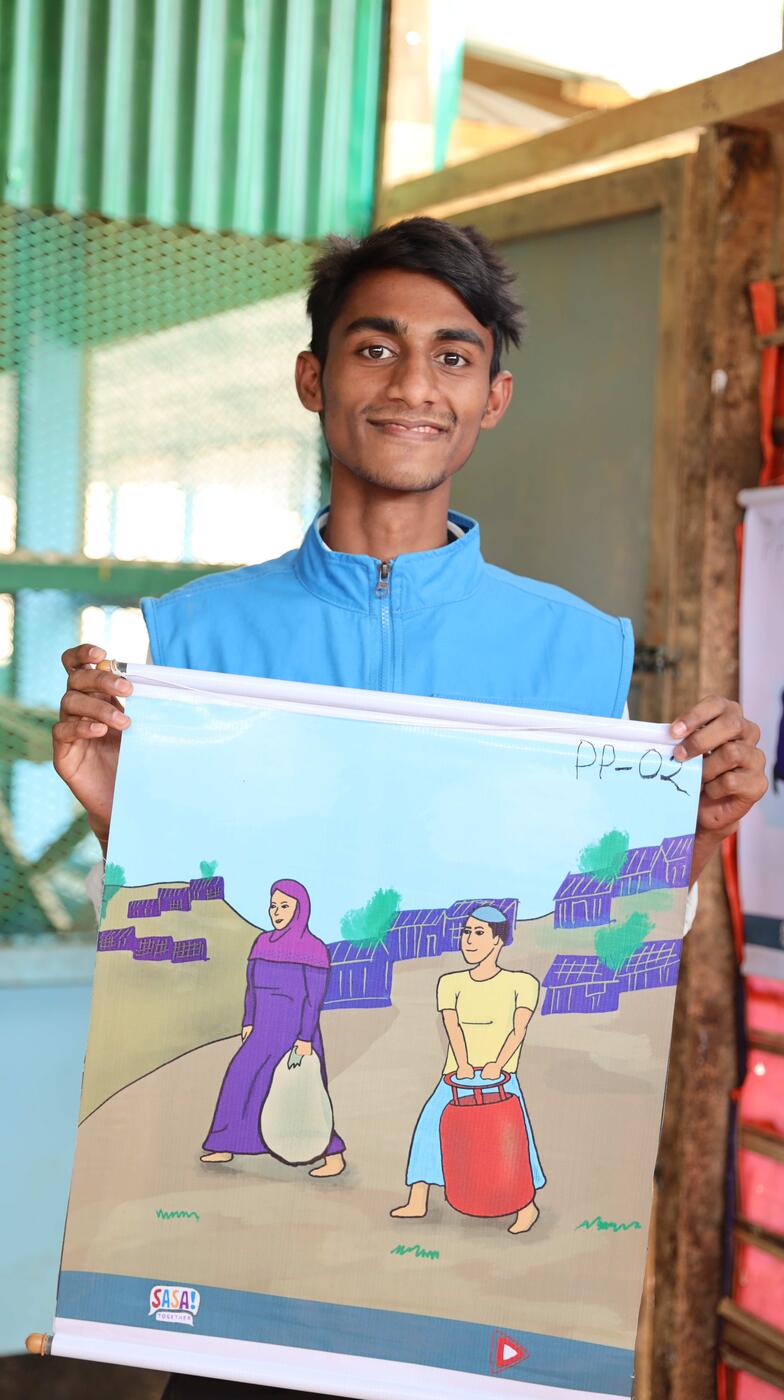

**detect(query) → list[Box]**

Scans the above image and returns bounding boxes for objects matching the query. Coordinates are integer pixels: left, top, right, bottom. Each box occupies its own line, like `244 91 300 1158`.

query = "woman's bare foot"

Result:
200 1151 233 1163
309 1152 345 1178
390 1182 429 1218
509 1201 539 1234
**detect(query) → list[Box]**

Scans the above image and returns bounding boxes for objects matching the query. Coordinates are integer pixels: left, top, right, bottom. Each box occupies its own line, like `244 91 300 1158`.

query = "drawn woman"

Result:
201 878 346 1177
391 904 544 1233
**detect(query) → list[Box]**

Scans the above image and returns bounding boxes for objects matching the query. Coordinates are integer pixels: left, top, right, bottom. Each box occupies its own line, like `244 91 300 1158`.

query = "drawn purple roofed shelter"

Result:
541 939 682 1015
97 926 136 952
388 908 446 961
554 874 613 930
172 937 208 963
611 847 659 899
127 897 161 919
189 876 224 901
133 935 174 962
159 886 192 913
555 837 695 929
655 836 695 887
323 941 391 1010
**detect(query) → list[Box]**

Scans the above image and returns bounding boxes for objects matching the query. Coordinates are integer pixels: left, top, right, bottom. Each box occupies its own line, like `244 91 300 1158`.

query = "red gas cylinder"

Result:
439 1072 534 1218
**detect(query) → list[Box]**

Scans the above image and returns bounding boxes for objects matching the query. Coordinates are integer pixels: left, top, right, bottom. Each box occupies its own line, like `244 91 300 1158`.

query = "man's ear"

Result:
296 350 325 414
480 370 513 431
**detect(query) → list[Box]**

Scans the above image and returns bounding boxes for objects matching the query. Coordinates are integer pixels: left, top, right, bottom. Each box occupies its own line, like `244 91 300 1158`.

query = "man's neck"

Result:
322 461 453 559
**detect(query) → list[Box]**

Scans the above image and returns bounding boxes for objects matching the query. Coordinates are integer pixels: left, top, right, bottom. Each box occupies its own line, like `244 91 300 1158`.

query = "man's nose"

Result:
385 350 438 406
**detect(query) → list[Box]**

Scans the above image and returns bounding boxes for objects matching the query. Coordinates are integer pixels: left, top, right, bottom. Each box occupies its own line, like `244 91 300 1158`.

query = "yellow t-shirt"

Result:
437 968 539 1074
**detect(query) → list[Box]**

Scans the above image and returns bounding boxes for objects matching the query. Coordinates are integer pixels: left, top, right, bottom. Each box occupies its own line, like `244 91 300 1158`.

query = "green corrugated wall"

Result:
0 0 386 239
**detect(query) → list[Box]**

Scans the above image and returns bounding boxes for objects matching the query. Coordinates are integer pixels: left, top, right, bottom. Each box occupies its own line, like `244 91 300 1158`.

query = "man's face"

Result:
296 267 512 494
461 916 502 966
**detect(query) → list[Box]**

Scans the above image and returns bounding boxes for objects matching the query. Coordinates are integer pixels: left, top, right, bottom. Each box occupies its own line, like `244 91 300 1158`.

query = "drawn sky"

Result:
108 696 702 941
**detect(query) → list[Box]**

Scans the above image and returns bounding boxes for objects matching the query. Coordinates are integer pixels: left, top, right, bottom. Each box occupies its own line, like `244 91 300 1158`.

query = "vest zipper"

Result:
375 560 393 690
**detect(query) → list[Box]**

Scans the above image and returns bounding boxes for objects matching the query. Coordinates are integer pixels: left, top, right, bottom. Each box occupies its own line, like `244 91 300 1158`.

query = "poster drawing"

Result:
56 672 701 1397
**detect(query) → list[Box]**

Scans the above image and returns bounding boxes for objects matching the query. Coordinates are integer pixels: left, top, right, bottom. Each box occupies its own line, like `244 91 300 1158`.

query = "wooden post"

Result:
643 123 780 1400
378 0 438 188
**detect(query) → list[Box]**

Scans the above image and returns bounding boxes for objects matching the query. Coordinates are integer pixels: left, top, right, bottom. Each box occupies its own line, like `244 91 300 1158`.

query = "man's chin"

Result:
339 459 454 494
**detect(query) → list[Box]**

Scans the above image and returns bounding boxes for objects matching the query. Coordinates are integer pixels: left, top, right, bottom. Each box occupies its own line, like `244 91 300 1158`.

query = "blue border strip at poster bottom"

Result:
56 1270 634 1395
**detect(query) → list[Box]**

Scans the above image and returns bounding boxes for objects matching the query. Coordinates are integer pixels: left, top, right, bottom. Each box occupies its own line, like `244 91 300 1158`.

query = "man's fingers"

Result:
61 643 106 674
700 738 766 783
672 708 745 761
53 717 110 745
59 691 131 729
671 694 734 739
703 765 768 803
65 667 132 700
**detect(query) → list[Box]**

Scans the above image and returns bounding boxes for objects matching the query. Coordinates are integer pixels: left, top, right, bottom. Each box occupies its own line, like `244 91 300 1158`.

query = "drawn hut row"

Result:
323 898 519 1010
98 892 521 1000
554 836 694 930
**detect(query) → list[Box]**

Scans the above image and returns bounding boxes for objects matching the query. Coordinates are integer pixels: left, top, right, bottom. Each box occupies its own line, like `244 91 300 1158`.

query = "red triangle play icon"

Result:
494 1334 528 1370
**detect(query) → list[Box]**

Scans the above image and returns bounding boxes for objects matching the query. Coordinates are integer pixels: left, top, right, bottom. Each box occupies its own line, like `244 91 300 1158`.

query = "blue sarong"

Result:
405 1072 545 1190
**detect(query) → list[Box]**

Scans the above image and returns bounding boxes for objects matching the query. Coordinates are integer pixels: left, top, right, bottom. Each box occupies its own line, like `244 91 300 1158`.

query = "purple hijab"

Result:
248 879 329 970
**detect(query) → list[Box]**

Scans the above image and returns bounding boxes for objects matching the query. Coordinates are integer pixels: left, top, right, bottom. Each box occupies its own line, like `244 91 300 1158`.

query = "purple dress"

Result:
202 879 345 1160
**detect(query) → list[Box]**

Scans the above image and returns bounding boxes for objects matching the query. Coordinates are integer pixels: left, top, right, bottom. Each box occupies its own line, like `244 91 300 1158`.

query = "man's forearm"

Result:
689 827 728 886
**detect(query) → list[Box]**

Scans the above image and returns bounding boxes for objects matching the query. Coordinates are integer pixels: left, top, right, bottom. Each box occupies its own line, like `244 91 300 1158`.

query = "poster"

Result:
738 486 784 980
52 666 701 1398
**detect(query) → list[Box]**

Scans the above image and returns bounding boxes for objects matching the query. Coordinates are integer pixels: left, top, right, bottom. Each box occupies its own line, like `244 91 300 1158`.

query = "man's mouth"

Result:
367 419 448 439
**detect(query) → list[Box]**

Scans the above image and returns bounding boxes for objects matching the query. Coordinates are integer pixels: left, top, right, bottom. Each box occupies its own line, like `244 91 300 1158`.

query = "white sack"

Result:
260 1049 334 1165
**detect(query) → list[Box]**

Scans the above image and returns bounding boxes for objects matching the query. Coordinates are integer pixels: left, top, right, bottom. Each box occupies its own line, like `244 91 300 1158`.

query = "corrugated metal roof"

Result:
618 846 658 877
446 897 518 917
1 0 385 238
391 907 444 927
554 873 613 900
661 834 694 859
328 939 389 963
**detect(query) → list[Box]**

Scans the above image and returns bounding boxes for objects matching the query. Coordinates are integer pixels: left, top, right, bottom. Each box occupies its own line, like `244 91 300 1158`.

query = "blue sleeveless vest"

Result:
141 511 633 718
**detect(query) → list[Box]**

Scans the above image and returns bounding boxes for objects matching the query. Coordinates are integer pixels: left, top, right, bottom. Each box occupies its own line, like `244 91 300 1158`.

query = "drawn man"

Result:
392 905 544 1234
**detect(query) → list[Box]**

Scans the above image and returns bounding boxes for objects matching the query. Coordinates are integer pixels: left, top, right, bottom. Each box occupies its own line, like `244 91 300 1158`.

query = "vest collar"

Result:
293 509 484 615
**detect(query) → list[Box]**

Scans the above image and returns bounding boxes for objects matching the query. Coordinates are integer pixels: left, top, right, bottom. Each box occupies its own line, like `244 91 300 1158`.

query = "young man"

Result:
53 217 767 1398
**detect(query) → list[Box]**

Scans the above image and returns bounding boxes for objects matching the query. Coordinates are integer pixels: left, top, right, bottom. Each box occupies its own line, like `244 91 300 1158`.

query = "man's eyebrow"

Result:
342 316 486 351
434 327 485 350
343 316 407 337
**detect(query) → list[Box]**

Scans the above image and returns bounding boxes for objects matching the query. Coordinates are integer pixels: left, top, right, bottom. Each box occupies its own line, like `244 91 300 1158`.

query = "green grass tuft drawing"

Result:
578 829 629 883
341 888 401 945
595 912 654 970
101 862 125 921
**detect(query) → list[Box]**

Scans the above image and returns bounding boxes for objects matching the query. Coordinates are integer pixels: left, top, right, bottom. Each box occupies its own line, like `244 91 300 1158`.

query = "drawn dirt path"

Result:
62 941 673 1350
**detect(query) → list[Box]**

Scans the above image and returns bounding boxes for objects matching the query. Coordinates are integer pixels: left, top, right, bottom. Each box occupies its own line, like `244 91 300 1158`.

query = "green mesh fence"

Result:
0 204 322 937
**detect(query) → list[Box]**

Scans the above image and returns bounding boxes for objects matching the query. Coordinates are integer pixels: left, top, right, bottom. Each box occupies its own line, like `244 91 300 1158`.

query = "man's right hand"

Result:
52 644 133 850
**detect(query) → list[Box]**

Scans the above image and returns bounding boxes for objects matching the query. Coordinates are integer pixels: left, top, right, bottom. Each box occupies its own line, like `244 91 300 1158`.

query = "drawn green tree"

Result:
101 862 126 922
595 912 654 970
341 888 401 945
578 829 630 883
199 859 218 878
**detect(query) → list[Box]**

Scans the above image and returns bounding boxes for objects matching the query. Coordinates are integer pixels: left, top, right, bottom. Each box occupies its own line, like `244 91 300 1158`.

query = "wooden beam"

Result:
719 1298 784 1381
378 0 437 187
740 1124 784 1165
720 1344 784 1393
463 52 603 119
378 51 784 222
447 156 680 244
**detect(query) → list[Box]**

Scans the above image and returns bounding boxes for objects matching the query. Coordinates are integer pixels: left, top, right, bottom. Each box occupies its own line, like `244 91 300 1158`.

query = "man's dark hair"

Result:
306 216 525 380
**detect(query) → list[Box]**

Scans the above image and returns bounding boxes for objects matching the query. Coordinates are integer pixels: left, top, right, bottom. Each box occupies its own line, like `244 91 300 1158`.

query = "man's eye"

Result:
439 351 468 367
360 345 393 360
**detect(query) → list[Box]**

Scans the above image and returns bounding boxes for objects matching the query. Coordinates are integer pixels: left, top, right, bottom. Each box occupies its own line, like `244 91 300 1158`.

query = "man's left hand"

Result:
670 696 767 881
